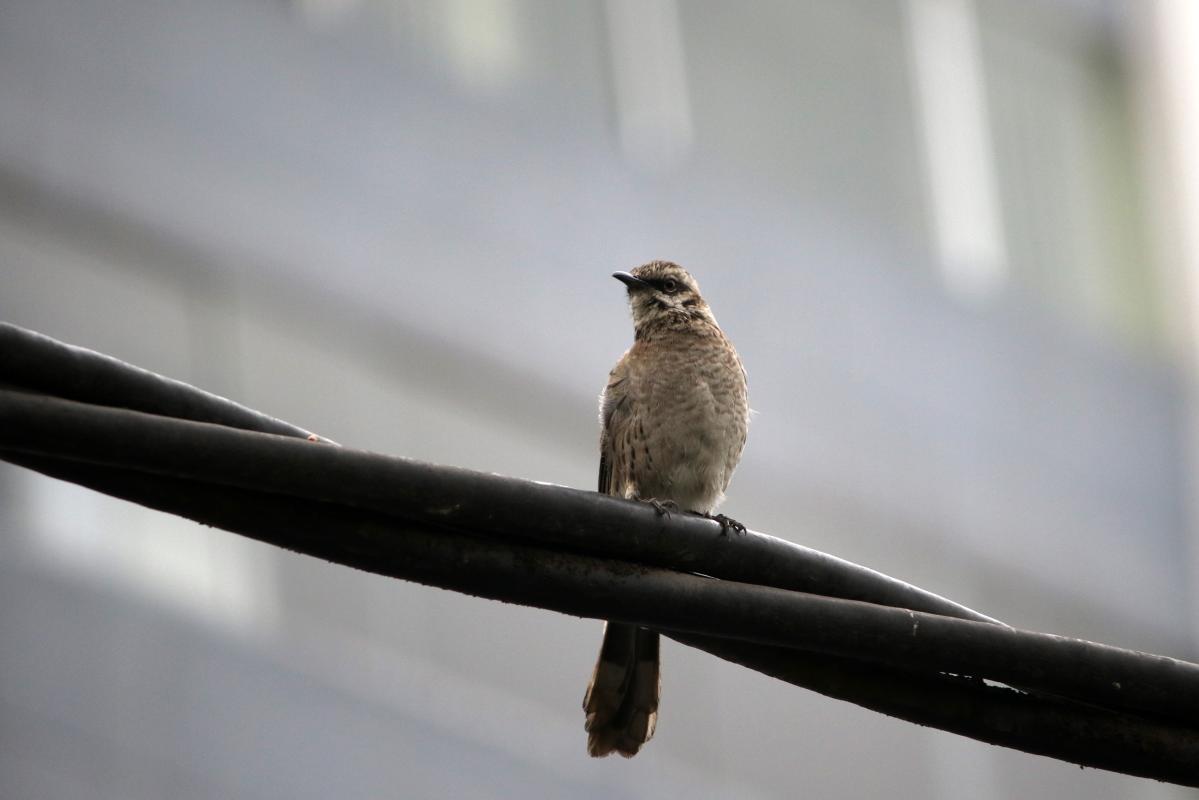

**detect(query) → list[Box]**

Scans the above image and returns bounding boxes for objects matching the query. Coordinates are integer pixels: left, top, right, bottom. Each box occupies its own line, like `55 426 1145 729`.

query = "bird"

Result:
583 260 749 758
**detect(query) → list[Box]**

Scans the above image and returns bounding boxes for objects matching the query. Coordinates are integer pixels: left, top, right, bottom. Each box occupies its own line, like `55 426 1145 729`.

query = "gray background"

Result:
1 0 1195 797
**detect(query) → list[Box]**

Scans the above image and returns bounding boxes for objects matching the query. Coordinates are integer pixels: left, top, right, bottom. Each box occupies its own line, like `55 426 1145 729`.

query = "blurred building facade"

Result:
0 0 1196 797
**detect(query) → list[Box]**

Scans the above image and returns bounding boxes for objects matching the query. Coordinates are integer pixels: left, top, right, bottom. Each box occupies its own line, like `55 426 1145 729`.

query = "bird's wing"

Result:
597 443 613 495
598 358 632 496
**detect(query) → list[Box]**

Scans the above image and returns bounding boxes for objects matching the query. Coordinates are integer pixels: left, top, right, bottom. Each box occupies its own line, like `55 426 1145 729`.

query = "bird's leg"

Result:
645 498 680 518
705 512 747 537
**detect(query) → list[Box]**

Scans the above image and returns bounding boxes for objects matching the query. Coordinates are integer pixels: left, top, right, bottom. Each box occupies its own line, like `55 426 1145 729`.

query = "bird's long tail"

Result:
582 622 660 757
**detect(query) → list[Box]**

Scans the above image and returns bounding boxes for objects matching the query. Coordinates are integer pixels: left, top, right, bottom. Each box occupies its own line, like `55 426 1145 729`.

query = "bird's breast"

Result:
628 334 748 512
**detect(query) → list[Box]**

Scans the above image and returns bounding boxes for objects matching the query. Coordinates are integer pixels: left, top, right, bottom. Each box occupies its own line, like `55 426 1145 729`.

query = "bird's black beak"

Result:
613 271 651 290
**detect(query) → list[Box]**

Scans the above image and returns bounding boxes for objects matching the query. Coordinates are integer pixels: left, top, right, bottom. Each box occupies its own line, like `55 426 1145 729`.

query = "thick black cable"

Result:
0 321 335 443
0 321 996 624
4 323 1199 785
0 358 997 628
4 450 1199 786
0 391 1197 726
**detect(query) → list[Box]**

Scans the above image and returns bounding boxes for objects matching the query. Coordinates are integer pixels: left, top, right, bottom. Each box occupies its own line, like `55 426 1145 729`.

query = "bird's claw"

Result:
708 513 747 537
648 498 680 518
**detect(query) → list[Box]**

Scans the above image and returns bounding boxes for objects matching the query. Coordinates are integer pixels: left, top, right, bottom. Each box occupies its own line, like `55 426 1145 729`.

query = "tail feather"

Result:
583 622 660 757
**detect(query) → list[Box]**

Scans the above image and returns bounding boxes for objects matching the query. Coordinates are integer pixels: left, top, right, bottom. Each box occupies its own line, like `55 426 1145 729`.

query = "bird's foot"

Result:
706 512 747 537
647 498 681 518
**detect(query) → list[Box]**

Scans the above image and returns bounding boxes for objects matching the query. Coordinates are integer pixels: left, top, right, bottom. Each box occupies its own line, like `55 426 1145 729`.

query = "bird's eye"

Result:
662 279 678 293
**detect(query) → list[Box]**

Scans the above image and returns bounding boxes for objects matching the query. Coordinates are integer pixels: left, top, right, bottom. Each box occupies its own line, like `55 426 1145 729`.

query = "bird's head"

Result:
613 260 715 333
